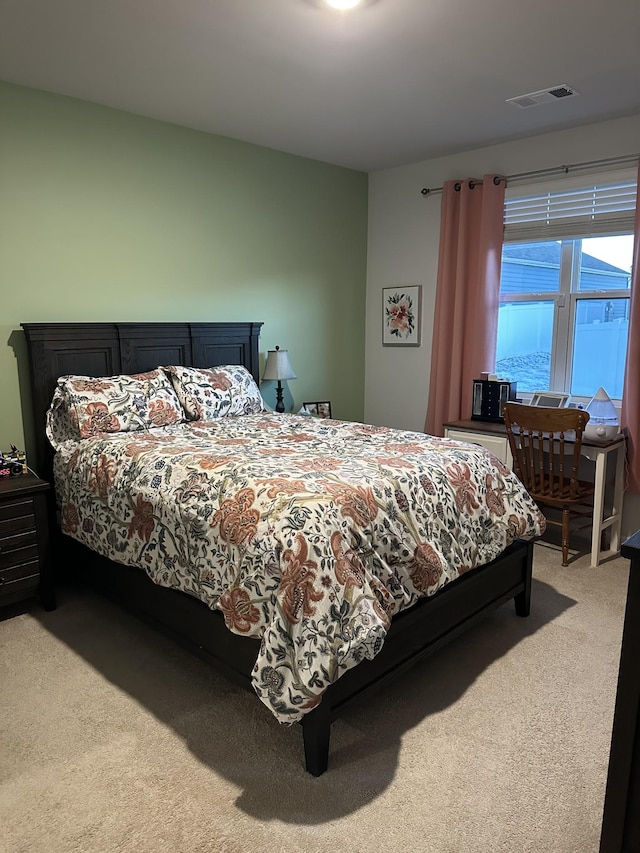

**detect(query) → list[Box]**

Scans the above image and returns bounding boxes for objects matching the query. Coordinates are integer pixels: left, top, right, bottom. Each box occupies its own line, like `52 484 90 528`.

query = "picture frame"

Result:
303 401 332 419
530 391 570 408
382 285 421 346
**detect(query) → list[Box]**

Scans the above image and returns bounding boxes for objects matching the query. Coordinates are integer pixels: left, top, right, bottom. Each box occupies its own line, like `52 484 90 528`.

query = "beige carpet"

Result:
0 543 629 853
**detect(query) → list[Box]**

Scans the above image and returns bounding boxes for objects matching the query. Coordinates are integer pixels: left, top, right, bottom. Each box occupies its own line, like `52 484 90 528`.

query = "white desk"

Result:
444 419 626 567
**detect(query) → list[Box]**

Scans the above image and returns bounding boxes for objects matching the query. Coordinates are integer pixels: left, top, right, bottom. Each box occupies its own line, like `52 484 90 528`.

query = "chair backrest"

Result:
503 403 591 501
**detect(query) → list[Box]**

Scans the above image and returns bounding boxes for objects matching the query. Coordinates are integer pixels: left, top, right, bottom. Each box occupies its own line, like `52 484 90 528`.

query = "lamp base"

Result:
275 381 285 414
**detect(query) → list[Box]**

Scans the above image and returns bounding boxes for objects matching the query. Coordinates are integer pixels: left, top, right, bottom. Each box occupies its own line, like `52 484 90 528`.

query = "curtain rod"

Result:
419 153 640 196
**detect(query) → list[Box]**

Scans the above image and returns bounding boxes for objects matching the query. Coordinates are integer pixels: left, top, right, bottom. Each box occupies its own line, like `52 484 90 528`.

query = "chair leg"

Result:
561 507 570 567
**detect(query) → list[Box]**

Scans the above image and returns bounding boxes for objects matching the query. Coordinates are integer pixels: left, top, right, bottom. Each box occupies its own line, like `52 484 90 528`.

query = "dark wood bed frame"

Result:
21 321 534 776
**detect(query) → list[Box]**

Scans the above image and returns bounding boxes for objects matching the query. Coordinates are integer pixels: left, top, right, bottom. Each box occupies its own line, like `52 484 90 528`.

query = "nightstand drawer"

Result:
0 497 35 531
0 560 40 585
0 530 39 569
0 514 36 536
0 567 40 600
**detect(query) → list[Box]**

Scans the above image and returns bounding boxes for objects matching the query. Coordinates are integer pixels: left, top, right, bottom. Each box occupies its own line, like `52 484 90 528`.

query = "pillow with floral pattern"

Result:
164 364 264 421
46 369 184 449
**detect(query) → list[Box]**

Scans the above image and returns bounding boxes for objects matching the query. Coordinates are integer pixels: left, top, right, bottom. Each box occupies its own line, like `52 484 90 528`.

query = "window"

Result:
496 174 637 402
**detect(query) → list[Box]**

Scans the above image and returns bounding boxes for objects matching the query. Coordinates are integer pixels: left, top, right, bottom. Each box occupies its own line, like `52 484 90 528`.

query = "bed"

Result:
22 321 544 775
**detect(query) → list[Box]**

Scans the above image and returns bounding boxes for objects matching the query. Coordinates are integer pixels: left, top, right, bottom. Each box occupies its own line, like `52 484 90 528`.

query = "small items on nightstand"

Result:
0 445 28 478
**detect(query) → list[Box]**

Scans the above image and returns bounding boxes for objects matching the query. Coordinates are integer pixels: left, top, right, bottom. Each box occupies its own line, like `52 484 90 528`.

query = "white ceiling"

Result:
1 0 640 172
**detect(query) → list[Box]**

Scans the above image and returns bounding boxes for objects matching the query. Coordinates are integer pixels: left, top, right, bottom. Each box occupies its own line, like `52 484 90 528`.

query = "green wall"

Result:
0 81 368 464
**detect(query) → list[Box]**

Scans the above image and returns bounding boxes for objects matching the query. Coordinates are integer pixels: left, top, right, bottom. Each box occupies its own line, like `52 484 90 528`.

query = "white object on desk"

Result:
443 421 626 567
584 386 620 441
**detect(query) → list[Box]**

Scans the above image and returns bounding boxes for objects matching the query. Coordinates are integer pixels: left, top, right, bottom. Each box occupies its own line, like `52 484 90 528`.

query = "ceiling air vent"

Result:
506 85 579 109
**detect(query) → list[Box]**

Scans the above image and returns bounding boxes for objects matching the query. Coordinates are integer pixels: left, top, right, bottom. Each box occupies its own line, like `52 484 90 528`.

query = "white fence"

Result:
497 302 627 397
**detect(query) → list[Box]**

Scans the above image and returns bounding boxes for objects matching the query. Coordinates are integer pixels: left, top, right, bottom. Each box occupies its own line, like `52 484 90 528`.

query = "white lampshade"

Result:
263 346 297 381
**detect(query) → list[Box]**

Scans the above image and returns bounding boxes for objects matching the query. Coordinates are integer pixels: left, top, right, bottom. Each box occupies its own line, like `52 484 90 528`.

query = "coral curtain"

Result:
425 175 506 436
621 163 640 492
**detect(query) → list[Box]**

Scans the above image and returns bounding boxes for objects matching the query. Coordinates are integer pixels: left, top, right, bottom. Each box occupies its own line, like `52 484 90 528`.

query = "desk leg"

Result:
591 450 606 568
609 444 626 556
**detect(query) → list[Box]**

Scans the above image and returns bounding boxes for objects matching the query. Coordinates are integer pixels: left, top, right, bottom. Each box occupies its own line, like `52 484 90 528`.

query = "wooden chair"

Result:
503 403 595 566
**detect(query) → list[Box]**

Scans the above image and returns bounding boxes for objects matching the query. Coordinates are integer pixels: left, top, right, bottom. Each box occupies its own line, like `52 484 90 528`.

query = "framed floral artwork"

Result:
382 285 421 346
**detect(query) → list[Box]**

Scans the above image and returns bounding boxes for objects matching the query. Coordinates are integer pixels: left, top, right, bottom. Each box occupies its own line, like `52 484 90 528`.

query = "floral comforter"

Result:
53 414 545 722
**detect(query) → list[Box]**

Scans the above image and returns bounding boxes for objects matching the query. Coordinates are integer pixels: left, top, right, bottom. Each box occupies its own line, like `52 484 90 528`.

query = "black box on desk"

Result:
471 380 517 423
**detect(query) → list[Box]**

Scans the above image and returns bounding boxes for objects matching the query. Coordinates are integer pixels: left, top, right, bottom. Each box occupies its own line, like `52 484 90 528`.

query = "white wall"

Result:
365 112 640 538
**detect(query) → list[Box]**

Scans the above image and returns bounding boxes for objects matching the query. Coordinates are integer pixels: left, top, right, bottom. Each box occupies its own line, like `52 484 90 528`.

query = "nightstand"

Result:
0 474 56 612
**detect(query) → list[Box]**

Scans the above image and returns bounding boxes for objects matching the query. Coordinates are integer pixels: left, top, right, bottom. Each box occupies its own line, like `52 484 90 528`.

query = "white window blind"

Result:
504 178 637 242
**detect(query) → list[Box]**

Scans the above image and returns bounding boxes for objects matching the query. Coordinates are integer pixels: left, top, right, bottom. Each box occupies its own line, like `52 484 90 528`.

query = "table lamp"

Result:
262 346 297 413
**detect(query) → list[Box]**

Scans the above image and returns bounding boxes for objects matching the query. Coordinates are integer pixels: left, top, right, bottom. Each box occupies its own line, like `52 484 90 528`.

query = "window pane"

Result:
570 298 629 398
496 301 554 392
500 241 561 294
577 235 633 292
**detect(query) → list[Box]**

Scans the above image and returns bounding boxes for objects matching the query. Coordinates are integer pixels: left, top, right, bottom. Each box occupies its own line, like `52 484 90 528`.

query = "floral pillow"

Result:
46 369 184 449
164 364 264 421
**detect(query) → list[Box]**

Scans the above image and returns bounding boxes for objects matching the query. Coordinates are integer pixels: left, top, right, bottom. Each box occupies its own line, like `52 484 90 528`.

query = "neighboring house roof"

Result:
501 241 630 295
502 242 627 274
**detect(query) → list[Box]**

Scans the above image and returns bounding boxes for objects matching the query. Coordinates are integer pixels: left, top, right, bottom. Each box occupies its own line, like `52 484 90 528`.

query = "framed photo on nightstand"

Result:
303 401 332 419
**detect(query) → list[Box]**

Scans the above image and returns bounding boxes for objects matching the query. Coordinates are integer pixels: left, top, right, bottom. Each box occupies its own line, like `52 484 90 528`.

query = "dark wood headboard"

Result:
21 321 263 481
